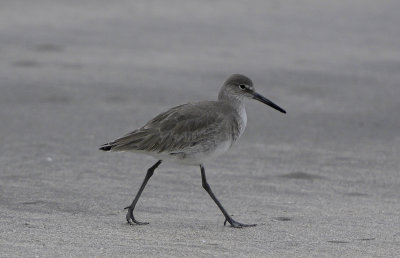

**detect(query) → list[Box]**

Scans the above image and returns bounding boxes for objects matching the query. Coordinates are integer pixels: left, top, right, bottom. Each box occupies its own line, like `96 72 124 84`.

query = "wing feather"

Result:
103 101 235 153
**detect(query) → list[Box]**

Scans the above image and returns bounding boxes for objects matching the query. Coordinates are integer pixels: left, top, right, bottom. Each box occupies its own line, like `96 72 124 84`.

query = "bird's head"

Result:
219 74 286 114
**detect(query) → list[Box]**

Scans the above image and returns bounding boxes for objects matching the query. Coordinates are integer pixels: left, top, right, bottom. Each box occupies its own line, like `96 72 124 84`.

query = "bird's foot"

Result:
124 206 149 225
224 217 256 228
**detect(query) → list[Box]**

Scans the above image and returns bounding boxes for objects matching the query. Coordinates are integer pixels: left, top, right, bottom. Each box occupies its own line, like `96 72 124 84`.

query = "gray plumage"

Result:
101 102 240 153
100 74 286 228
100 74 273 164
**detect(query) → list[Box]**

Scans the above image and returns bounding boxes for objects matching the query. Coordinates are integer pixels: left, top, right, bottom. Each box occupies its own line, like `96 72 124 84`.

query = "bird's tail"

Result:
99 143 113 151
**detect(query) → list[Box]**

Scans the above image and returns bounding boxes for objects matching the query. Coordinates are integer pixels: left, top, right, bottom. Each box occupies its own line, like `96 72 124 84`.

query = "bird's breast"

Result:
230 105 247 144
238 105 247 135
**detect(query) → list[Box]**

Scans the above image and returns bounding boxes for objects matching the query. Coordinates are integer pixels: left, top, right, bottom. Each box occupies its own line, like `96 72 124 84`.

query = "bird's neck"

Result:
218 92 247 140
218 86 248 135
218 85 246 113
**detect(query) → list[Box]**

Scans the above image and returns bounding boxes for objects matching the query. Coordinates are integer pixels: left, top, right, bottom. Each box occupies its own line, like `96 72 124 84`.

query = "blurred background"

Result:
1 0 399 256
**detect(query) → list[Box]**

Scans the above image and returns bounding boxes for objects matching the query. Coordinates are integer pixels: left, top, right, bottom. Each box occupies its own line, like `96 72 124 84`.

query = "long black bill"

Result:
252 92 286 114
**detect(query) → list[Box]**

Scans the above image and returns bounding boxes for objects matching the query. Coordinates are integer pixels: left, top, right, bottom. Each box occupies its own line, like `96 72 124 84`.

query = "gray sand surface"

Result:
1 0 399 257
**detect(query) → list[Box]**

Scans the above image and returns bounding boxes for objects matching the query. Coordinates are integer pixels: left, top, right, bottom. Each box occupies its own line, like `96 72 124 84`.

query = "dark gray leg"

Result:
125 160 162 225
200 165 256 228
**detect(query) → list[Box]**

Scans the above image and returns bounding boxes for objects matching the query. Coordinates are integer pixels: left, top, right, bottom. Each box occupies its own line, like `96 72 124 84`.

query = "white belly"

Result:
145 140 232 166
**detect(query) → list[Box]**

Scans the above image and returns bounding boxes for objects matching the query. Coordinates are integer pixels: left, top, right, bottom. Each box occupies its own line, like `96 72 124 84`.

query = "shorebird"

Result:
100 74 286 228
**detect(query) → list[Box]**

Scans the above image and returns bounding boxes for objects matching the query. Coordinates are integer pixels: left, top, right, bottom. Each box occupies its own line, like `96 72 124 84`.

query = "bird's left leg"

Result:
200 164 256 228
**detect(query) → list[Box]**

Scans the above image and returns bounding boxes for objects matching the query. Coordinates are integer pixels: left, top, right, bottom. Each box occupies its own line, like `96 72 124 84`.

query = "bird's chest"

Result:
238 106 247 136
231 106 247 142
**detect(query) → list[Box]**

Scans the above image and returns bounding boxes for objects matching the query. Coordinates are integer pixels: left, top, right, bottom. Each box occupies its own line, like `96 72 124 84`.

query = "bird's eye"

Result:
239 84 246 90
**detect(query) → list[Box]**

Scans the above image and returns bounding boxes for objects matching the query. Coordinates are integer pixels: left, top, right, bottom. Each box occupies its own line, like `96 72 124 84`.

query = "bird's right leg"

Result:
124 160 162 225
